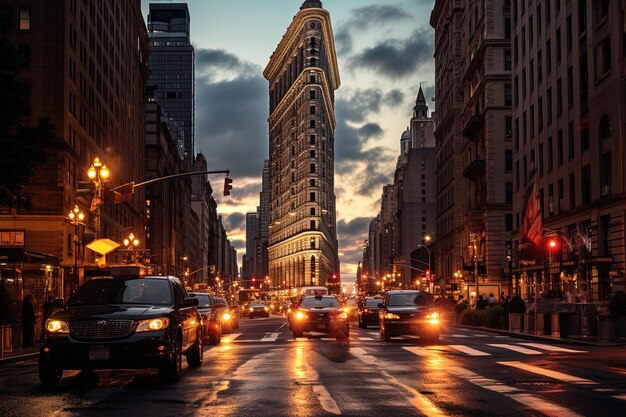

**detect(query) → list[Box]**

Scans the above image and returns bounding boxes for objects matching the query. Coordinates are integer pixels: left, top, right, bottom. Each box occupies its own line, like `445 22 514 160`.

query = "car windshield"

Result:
300 297 341 308
194 294 212 308
365 298 382 307
387 293 431 307
68 278 172 306
215 298 228 307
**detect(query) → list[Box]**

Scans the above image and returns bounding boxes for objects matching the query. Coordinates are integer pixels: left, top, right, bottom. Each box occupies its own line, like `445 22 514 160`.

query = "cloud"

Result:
337 217 371 237
230 239 246 251
335 5 413 54
348 28 434 79
195 73 268 179
222 211 245 230
196 48 260 82
384 89 405 107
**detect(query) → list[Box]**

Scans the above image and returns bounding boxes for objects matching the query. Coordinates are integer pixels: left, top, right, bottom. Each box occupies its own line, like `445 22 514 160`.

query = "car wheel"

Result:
380 326 391 342
186 331 203 367
208 326 220 345
159 334 182 382
292 327 303 338
38 356 63 387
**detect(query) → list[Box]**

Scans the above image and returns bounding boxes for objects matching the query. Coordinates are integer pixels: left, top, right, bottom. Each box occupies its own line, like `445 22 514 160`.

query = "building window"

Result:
310 179 316 187
538 97 543 131
547 88 553 124
567 66 574 108
505 182 513 203
578 0 587 35
310 120 316 128
556 27 562 65
601 152 612 192
504 50 512 70
545 0 551 26
537 49 543 82
505 116 512 138
0 7 11 33
310 163 316 173
581 165 591 205
506 214 513 232
556 78 563 117
310 106 316 114
557 129 563 166
597 36 612 77
547 136 553 172
310 220 316 230
568 121 575 160
566 15 573 52
599 115 611 140
310 89 316 99
546 40 552 74
310 150 316 158
505 18 511 39
18 7 30 31
310 192 316 202
595 0 610 25
515 161 520 191
581 126 590 151
569 172 576 209
310 207 316 215
539 143 544 175
504 84 512 106
310 134 316 144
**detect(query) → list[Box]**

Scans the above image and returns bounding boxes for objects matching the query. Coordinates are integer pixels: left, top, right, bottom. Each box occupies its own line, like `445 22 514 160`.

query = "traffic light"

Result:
76 180 94 197
223 176 233 196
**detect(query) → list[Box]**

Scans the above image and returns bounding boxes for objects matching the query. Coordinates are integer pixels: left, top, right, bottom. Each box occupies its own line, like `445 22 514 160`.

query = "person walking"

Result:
21 294 36 347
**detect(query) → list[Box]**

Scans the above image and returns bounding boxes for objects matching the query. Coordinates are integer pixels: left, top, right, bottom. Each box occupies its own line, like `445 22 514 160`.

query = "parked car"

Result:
291 295 349 342
189 292 221 345
249 301 270 318
38 274 203 386
378 290 440 343
358 296 383 328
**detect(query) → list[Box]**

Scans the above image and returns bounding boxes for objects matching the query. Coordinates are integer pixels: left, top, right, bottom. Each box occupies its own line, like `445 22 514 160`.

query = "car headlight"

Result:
426 312 440 325
223 312 231 321
46 319 69 333
250 307 254 312
339 312 348 319
264 307 269 311
384 312 401 320
296 311 307 319
136 317 170 332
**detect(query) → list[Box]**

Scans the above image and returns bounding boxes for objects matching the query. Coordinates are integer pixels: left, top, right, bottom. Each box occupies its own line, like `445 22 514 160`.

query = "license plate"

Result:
317 323 326 330
89 346 109 361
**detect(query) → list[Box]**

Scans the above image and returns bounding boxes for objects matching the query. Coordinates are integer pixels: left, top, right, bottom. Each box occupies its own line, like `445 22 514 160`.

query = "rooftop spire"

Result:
413 84 429 119
300 0 322 10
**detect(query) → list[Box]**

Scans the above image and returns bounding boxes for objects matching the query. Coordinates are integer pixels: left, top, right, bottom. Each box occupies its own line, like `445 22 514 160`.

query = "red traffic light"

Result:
425 269 430 276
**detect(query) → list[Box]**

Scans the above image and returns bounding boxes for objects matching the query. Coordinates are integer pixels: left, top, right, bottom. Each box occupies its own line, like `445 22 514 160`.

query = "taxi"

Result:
38 268 202 386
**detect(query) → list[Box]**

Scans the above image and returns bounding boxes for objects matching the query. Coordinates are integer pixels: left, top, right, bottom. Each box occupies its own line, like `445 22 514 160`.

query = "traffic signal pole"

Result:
110 169 231 193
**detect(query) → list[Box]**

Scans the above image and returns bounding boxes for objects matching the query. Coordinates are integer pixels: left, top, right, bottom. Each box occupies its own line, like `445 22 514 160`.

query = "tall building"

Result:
0 0 148 301
394 87 437 288
147 3 194 171
512 0 626 302
378 184 396 279
264 0 340 288
430 0 468 296
431 0 513 297
244 212 259 279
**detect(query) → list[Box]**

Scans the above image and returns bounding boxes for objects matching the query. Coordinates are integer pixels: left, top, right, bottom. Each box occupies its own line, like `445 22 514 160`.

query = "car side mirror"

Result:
179 297 199 308
377 303 384 308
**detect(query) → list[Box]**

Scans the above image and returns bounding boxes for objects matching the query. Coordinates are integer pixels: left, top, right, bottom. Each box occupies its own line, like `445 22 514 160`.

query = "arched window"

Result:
599 115 611 140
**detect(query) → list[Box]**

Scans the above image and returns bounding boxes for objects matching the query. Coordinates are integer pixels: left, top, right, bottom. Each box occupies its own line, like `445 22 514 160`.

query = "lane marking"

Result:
358 337 373 340
321 338 335 341
450 366 584 417
221 333 242 342
446 334 469 338
487 344 542 355
275 322 288 331
312 385 342 415
470 334 489 337
494 335 510 338
260 332 280 342
517 343 587 353
403 346 433 357
448 345 491 356
498 361 598 385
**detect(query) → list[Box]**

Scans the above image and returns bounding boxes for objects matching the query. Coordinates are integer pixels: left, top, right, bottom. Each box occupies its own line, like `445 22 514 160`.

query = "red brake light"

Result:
363 308 369 313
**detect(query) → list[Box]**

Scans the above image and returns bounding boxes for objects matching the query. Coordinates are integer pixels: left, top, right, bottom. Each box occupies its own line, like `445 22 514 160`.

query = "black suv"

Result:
357 296 383 328
189 292 222 345
39 275 203 386
291 295 349 341
378 290 440 343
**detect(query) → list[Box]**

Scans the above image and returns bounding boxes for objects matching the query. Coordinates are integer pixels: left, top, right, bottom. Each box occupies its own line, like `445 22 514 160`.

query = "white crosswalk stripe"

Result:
517 342 587 353
487 344 542 355
221 333 242 342
448 345 491 356
498 361 598 385
260 332 280 342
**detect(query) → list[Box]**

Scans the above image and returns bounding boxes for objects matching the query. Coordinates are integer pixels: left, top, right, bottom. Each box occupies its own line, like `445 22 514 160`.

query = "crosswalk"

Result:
215 331 589 358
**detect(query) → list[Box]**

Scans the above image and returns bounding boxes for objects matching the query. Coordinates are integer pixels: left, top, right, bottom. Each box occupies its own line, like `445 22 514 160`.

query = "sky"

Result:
140 0 437 282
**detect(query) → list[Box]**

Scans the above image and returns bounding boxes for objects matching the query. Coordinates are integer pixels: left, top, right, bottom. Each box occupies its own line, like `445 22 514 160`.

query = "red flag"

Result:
520 172 543 262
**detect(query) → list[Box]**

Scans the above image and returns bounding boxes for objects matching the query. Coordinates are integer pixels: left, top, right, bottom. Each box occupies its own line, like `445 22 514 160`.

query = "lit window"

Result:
19 8 30 31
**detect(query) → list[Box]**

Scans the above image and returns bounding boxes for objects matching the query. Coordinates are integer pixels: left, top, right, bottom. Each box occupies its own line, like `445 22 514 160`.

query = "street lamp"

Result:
68 204 85 293
87 157 110 239
123 232 140 263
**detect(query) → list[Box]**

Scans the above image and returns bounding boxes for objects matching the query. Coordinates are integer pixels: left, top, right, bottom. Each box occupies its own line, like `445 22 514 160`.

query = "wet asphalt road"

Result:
1 316 625 417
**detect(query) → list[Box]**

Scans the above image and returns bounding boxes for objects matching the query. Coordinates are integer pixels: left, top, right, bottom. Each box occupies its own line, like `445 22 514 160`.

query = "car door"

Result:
172 280 197 351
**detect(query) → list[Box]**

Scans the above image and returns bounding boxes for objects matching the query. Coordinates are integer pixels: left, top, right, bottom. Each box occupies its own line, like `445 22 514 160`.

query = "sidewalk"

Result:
0 345 39 365
451 323 626 346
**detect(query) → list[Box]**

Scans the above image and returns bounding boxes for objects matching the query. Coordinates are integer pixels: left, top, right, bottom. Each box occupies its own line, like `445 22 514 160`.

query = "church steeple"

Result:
413 85 429 119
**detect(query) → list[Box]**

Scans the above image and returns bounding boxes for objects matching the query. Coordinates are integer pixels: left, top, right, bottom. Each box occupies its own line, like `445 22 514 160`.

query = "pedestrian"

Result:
476 295 488 310
488 293 497 305
500 292 506 304
457 294 465 304
21 294 36 347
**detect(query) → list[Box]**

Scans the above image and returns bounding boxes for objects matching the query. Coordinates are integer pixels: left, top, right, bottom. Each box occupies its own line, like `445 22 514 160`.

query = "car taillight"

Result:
363 308 369 313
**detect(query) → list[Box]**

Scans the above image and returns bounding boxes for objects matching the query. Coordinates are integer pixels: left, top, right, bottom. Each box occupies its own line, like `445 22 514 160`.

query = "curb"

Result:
0 352 38 366
450 324 626 346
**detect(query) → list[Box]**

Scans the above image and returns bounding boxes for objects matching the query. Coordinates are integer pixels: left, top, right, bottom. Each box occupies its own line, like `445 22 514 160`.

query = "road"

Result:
1 316 625 417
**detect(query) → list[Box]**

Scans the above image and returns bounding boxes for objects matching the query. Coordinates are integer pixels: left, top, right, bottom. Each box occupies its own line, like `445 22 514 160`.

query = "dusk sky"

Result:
140 0 437 281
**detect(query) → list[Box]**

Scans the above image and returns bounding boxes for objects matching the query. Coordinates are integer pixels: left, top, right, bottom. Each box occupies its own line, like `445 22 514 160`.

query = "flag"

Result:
562 227 575 253
576 223 591 253
89 196 101 213
520 171 543 263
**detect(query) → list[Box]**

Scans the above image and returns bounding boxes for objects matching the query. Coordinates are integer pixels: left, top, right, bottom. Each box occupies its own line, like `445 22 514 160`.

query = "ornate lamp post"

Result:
123 232 140 263
68 204 85 293
87 157 110 238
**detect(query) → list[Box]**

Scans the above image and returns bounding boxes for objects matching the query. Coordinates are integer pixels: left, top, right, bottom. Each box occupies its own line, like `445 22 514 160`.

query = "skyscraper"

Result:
147 3 195 171
264 0 340 288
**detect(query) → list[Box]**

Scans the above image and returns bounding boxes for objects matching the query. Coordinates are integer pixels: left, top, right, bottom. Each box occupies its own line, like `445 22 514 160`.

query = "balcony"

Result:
462 97 485 138
463 158 485 180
